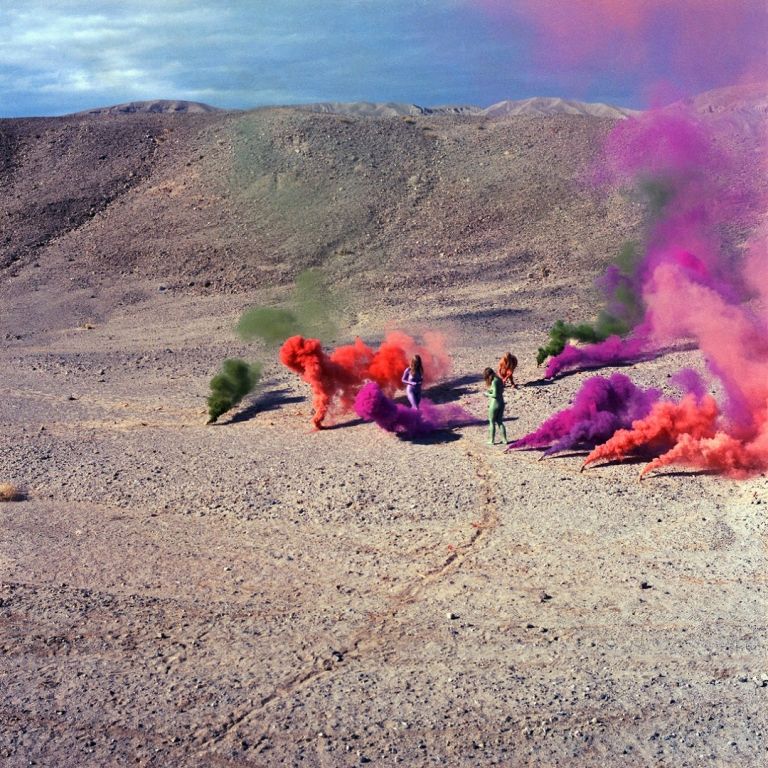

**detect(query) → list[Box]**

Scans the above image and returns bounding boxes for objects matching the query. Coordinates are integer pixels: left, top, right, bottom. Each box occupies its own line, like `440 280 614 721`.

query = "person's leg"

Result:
487 401 497 444
406 386 418 409
496 403 508 443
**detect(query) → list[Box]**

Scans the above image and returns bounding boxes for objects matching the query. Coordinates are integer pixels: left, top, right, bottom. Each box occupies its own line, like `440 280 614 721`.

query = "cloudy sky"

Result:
0 1 763 117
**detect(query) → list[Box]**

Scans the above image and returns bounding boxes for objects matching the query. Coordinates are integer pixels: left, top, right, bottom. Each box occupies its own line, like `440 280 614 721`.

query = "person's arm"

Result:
402 368 411 386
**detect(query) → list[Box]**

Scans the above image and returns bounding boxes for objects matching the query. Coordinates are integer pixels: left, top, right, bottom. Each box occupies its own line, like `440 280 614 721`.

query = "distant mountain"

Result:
481 97 640 119
76 99 221 116
295 101 482 118
298 97 639 119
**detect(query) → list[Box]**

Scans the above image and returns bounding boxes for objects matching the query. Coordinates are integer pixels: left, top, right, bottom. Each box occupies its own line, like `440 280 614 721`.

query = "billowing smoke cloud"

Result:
354 382 475 439
508 373 660 457
476 0 767 96
237 268 338 345
207 358 262 423
582 393 720 471
542 101 764 376
477 1 768 477
280 331 452 428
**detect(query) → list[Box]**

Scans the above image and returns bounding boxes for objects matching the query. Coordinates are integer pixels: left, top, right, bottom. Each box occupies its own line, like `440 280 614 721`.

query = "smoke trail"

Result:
354 382 474 439
477 1 768 96
207 359 262 423
544 333 649 379
280 331 452 428
582 393 720 470
237 268 338 345
508 373 661 456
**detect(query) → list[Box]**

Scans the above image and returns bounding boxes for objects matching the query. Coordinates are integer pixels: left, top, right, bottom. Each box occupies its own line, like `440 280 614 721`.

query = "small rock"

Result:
447 612 459 620
640 581 652 589
539 592 553 602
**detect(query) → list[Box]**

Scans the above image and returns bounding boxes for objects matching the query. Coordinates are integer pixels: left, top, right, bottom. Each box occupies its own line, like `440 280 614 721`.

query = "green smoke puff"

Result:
207 359 262 423
237 307 301 344
536 320 608 366
292 268 338 342
236 268 338 345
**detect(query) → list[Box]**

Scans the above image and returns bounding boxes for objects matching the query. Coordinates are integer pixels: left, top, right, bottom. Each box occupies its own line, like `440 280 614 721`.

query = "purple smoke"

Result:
544 334 650 379
544 103 763 379
354 382 475 439
670 368 707 400
508 373 661 456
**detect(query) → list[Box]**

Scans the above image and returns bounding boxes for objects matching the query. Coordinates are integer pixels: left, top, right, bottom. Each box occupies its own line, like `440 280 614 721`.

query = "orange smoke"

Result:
280 331 451 428
582 394 720 470
279 336 359 429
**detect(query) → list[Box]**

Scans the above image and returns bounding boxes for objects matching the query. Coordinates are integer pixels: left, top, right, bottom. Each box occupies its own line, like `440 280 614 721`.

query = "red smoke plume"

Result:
280 331 451 428
279 336 359 429
582 394 720 470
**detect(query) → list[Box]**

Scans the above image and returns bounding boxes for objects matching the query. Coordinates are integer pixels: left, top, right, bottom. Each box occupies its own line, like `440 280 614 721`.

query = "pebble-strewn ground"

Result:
2 281 766 767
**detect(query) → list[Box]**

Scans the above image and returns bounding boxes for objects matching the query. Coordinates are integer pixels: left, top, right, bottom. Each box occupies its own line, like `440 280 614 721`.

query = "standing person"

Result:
484 367 508 445
498 352 518 388
402 354 423 409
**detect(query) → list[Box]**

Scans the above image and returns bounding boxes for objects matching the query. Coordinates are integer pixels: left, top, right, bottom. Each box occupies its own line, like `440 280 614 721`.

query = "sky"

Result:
0 0 765 118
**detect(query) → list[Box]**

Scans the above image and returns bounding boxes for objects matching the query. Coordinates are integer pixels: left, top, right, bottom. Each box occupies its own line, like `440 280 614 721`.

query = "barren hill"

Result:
0 105 640 335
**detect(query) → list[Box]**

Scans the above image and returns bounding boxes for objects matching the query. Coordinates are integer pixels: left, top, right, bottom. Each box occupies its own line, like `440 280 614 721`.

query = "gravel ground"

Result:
2 281 767 767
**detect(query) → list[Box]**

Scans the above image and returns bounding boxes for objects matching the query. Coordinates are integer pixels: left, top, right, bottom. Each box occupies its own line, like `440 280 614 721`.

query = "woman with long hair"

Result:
498 352 518 388
402 354 424 409
484 366 508 445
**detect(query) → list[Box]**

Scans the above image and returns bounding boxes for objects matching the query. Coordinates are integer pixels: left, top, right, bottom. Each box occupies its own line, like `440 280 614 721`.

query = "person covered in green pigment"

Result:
483 367 508 445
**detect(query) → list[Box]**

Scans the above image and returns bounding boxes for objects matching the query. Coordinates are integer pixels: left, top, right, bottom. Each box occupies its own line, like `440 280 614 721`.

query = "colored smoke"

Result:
280 331 452 428
544 333 649 379
477 1 768 97
238 268 338 345
207 358 262 423
354 382 474 439
542 101 764 378
508 373 660 456
582 393 720 470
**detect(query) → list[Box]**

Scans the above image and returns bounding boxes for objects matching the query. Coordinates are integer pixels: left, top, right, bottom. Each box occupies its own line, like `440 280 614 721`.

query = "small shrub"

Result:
0 483 27 501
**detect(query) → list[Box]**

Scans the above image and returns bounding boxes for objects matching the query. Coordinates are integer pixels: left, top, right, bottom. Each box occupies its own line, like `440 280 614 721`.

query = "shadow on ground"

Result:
227 387 305 424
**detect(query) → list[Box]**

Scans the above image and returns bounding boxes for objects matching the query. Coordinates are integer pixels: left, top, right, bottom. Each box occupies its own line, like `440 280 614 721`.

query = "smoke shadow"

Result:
436 307 532 324
426 374 480 402
586 455 651 470
541 450 590 460
643 469 719 479
227 387 305 424
406 430 463 445
323 417 366 430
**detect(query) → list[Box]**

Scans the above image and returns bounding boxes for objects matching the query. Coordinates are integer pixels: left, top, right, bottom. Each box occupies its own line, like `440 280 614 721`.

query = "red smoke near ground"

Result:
280 331 451 428
279 336 359 429
582 393 720 471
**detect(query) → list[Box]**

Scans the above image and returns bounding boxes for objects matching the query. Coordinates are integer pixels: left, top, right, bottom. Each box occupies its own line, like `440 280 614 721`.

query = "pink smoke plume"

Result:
280 331 452 428
354 382 476 439
476 1 767 96
543 100 765 378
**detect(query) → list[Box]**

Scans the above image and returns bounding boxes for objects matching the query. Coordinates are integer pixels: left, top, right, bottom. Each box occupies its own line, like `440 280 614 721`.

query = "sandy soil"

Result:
2 92 767 766
2 276 767 768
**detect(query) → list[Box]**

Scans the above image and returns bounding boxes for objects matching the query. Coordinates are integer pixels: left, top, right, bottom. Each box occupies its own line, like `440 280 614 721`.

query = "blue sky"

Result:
0 1 714 117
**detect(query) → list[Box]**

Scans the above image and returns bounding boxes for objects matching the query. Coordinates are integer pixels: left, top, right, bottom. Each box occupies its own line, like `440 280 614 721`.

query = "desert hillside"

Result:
1 86 767 768
0 102 644 334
